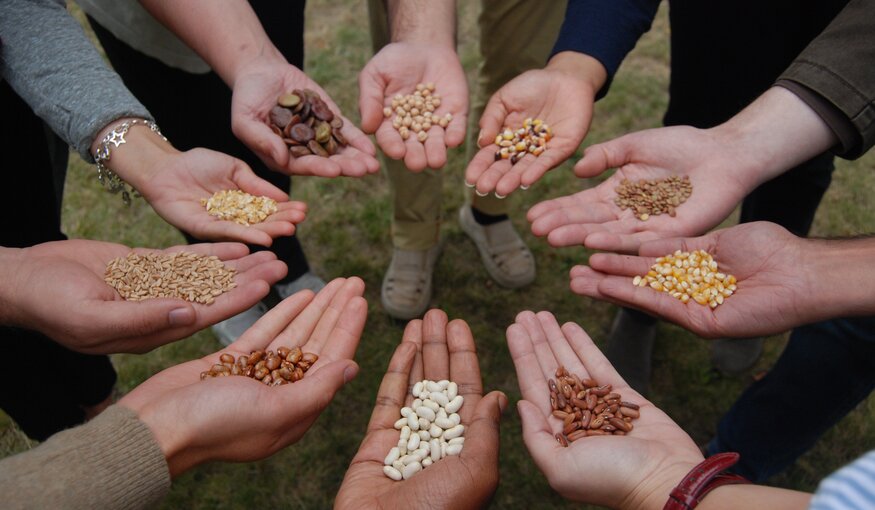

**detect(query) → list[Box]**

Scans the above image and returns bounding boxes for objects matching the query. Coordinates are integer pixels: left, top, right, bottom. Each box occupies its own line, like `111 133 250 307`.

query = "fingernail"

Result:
494 192 506 200
168 307 195 326
343 363 360 383
476 129 485 148
520 184 529 191
498 392 509 414
464 181 476 188
475 189 488 197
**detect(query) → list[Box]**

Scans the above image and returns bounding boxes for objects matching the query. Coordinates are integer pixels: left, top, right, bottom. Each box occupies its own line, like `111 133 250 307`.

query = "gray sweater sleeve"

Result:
0 405 171 510
0 0 153 162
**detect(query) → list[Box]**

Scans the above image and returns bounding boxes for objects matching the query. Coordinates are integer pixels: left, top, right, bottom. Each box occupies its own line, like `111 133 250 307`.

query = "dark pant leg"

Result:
708 317 875 481
0 81 116 440
88 4 310 282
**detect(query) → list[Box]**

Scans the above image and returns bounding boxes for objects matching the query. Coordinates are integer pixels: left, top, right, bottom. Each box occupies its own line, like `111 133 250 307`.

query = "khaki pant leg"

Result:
468 0 567 215
368 0 443 250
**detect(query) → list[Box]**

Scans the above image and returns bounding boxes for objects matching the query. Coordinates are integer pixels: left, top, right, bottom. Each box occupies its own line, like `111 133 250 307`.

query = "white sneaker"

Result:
211 302 268 347
381 244 441 320
275 271 327 299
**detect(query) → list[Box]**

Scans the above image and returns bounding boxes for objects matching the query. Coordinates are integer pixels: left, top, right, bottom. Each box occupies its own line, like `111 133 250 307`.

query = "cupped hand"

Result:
231 56 379 178
10 240 287 354
140 147 307 247
568 222 811 338
507 311 703 509
465 67 595 197
336 309 507 510
359 43 468 172
528 126 753 254
119 277 368 477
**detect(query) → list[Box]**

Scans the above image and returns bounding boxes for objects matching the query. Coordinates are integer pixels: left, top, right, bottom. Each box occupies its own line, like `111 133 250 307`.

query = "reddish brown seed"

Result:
237 355 249 368
278 367 293 381
255 366 270 380
563 421 580 435
555 433 569 447
550 393 558 410
290 145 312 158
589 415 605 429
297 360 312 371
585 393 597 411
290 123 315 143
605 393 621 401
556 393 567 409
330 117 344 129
254 360 267 372
579 410 592 428
308 139 329 157
620 401 640 410
593 403 607 415
332 128 348 146
552 410 569 420
561 384 573 399
219 353 235 364
619 407 640 419
555 365 568 378
567 429 588 442
287 347 303 363
293 367 304 381
302 352 319 364
249 351 265 364
277 93 301 108
271 125 283 137
277 346 291 359
613 430 627 436
548 379 559 393
262 374 273 385
311 100 334 122
601 424 617 432
266 356 281 371
571 397 587 409
586 429 608 436
231 364 242 376
609 417 633 432
563 414 574 429
270 106 293 128
591 385 612 397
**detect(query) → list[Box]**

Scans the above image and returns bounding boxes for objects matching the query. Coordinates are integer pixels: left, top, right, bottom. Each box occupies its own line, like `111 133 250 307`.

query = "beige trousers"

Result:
368 0 567 250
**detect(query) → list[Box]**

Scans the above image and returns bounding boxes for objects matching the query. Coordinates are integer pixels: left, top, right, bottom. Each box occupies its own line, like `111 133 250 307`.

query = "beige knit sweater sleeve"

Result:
0 405 171 509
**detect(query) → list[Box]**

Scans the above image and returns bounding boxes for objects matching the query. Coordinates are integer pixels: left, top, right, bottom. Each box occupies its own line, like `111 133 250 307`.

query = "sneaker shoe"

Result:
458 206 535 288
710 337 765 376
381 244 442 320
275 271 327 300
604 308 657 396
211 301 268 346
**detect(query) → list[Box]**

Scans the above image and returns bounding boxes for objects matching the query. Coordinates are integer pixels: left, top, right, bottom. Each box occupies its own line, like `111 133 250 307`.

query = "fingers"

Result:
559 322 626 388
422 129 448 169
514 311 561 383
314 296 368 365
506 323 551 415
231 290 316 353
446 319 483 420
358 66 389 134
573 138 632 178
162 242 249 261
279 358 360 419
232 163 290 202
588 253 653 278
194 220 275 247
464 147 501 187
534 311 588 378
459 390 507 468
234 116 290 169
299 277 366 355
91 298 196 350
273 277 347 347
224 251 287 285
477 93 509 148
374 119 408 161
443 111 467 148
421 309 450 382
367 340 418 432
401 319 425 390
286 154 344 178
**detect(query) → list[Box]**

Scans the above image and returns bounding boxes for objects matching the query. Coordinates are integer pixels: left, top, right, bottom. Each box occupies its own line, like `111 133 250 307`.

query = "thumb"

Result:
477 93 509 148
517 399 562 469
284 359 360 415
358 67 387 134
573 136 633 178
460 391 508 461
96 298 196 343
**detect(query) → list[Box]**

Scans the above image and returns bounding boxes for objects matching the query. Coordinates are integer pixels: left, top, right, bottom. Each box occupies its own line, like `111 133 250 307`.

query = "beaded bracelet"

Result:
663 453 751 509
93 119 167 206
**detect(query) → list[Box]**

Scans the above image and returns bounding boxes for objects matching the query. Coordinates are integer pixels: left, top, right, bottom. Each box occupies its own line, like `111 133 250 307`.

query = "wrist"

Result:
120 397 192 478
799 236 875 319
546 51 608 97
622 461 701 510
0 247 26 326
91 118 178 196
388 1 456 48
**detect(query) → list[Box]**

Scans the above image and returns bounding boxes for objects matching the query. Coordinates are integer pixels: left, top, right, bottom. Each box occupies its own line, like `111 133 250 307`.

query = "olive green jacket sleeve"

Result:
0 405 170 510
775 0 875 159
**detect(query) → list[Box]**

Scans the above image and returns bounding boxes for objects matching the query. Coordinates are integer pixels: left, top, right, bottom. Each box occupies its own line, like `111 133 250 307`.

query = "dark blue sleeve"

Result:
551 0 661 99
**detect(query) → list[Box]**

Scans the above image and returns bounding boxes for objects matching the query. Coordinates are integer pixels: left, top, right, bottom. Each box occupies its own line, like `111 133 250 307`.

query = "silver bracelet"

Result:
93 119 168 206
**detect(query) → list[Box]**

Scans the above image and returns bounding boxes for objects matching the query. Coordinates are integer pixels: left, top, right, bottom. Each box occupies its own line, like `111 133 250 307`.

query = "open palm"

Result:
528 126 754 254
507 311 703 508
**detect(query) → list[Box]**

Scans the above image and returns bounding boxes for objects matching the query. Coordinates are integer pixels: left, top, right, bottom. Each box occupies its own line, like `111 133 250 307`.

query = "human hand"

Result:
528 126 754 254
231 56 379 177
4 240 287 354
119 277 368 477
567 222 822 338
137 147 307 247
466 53 604 197
359 43 468 172
336 309 507 509
507 311 703 509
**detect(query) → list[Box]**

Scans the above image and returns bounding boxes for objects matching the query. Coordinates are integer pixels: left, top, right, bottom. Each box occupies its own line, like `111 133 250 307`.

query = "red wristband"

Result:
663 453 751 510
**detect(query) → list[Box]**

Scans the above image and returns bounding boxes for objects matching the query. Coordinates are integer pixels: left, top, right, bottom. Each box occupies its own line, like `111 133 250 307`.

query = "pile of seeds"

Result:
200 347 318 386
550 365 639 446
104 252 236 305
383 379 465 481
200 190 277 226
493 117 551 164
614 175 692 221
383 82 453 143
269 89 347 158
633 249 737 308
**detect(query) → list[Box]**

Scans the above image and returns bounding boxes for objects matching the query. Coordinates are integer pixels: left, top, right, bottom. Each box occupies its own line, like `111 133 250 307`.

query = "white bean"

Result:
400 426 411 441
449 413 461 426
384 447 400 466
400 407 413 418
383 466 403 481
447 381 458 400
418 430 430 441
437 379 450 390
402 461 422 480
430 392 449 407
392 460 404 471
418 441 430 455
407 414 419 431
412 381 424 396
423 399 440 412
437 409 448 420
422 457 433 467
448 437 465 446
430 438 441 461
412 398 422 409
418 417 430 430
443 424 465 440
426 381 442 393
429 424 443 438
435 417 455 429
446 443 463 456
407 433 420 451
394 418 407 430
419 390 429 399
445 395 464 414
416 406 436 422
397 439 407 454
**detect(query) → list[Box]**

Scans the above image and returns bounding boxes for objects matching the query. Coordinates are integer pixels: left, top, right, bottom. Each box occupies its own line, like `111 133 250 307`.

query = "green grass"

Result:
2 1 873 508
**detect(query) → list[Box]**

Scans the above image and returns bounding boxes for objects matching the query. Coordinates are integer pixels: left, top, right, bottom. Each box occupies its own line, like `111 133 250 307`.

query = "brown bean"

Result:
278 93 301 108
332 128 348 146
262 375 273 385
277 346 291 359
563 414 574 429
567 429 588 442
293 367 304 381
589 415 605 429
571 396 587 409
548 379 558 394
609 417 632 432
556 393 567 409
278 367 293 381
290 123 315 143
607 404 619 414
593 403 607 415
266 356 281 371
555 433 568 447
302 352 319 364
586 429 608 436
315 121 332 143
237 355 250 368
210 364 230 375
613 430 627 436
287 347 303 363
561 383 572 400
591 385 612 397
290 145 312 158
270 106 293 128
249 350 265 364
620 401 640 410
254 366 270 380
563 421 580 435
579 410 592 429
254 360 266 372
601 424 616 432
550 393 558 410
555 365 568 378
200 371 210 380
231 364 242 376
605 393 621 401
552 410 568 420
219 353 235 364
619 407 640 419
308 139 329 157
585 393 597 410
330 117 343 129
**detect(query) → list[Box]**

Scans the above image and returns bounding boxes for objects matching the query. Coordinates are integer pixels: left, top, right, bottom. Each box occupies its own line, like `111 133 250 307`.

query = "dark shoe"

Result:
604 308 657 395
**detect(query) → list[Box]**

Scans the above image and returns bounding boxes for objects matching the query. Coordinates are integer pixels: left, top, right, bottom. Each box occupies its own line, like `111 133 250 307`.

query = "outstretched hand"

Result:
9 240 287 354
232 56 379 178
507 311 703 509
336 309 507 509
120 277 368 477
528 126 753 254
567 222 814 338
359 43 468 172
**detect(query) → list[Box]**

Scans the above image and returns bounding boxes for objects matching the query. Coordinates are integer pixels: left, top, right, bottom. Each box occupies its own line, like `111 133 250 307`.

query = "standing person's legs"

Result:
0 81 116 440
368 0 443 320
457 0 566 289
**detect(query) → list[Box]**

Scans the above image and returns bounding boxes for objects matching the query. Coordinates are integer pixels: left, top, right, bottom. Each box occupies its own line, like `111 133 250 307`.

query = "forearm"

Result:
0 406 170 509
709 87 838 191
137 0 285 85
0 247 26 326
386 0 456 47
800 236 875 321
0 0 152 162
546 51 608 99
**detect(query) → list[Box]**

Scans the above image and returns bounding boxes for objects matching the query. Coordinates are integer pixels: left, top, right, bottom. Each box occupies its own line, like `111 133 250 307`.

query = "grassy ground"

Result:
2 1 874 508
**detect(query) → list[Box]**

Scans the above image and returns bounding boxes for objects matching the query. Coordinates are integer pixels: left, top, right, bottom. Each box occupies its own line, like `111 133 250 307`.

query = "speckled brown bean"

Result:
613 431 627 436
593 402 607 415
552 410 569 420
210 364 230 375
302 352 319 364
563 421 580 435
580 410 592 428
278 367 293 380
293 367 304 381
561 384 572 400
585 393 597 410
589 415 605 429
620 401 640 410
591 385 612 397
219 353 235 364
619 407 640 419
255 366 270 380
277 346 291 359
231 364 242 376
571 396 587 409
605 393 621 401
586 429 608 436
609 417 633 432
550 393 558 410
555 433 568 447
607 404 619 414
567 429 588 442
237 355 249 368
254 360 267 372
262 375 273 385
287 347 303 363
271 369 283 381
266 356 281 371
556 392 567 409
249 351 265 364
555 365 568 378
582 378 598 388
563 413 574 430
548 379 559 394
